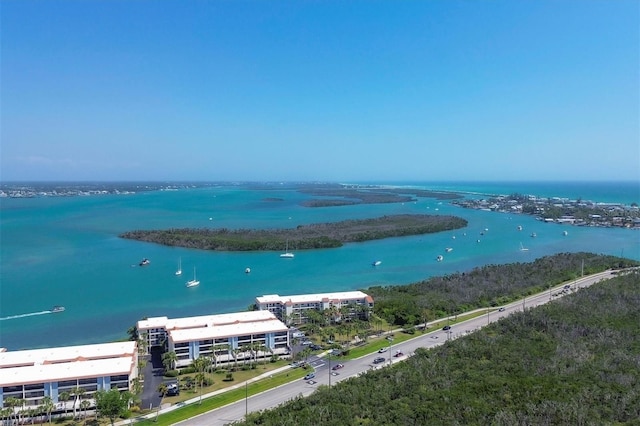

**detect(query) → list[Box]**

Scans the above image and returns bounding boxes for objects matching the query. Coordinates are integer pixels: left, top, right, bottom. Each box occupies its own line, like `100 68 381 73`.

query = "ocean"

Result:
1 181 638 350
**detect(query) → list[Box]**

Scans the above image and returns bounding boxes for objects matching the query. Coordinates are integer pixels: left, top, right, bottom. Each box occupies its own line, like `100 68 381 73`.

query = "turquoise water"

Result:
1 181 638 350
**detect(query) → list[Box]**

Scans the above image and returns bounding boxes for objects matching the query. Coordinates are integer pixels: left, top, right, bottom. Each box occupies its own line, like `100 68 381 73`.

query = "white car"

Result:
378 347 388 353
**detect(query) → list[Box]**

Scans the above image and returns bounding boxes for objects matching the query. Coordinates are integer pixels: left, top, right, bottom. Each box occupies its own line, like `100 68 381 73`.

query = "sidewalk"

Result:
116 365 293 425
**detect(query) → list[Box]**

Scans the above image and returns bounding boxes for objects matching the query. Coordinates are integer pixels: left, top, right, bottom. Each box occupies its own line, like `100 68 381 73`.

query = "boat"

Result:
245 267 251 274
520 242 529 251
372 260 382 266
563 230 568 236
445 247 453 252
517 225 523 231
280 240 294 258
175 258 182 276
436 255 444 262
186 267 200 287
51 306 65 313
139 258 150 266
530 232 537 238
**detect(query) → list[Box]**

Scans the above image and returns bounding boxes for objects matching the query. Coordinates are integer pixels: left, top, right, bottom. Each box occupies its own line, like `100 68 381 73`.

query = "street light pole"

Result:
245 381 248 417
328 354 331 388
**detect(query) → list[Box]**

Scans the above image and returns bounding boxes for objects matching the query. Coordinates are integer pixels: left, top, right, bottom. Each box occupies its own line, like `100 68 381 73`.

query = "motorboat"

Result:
372 260 382 266
436 255 444 262
445 247 453 252
51 306 65 313
139 258 150 266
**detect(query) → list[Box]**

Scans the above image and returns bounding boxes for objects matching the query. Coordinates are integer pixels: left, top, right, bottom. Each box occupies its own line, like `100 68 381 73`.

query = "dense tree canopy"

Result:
368 252 637 325
236 270 640 425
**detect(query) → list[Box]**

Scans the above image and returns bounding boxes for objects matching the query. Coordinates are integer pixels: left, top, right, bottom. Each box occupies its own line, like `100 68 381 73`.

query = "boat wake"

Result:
0 310 53 321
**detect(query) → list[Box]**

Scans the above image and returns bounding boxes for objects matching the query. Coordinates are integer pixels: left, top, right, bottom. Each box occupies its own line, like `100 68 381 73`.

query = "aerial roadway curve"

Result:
176 270 617 426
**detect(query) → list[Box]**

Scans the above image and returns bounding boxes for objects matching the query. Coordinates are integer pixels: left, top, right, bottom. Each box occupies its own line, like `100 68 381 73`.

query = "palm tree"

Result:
58 391 71 417
71 386 85 418
162 351 177 371
231 347 241 369
156 384 167 422
80 400 91 422
41 396 55 424
191 357 208 404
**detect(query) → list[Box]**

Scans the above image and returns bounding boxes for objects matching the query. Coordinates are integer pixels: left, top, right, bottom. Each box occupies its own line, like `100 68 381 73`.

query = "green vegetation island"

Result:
120 214 468 251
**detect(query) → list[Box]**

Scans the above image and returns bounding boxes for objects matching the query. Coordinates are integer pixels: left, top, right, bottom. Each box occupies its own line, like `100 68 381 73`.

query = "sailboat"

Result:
186 267 200 287
175 258 182 276
520 242 529 251
280 240 294 258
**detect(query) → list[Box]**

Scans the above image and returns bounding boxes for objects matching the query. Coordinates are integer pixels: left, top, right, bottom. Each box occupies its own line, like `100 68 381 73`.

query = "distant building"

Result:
137 311 290 368
255 291 374 326
0 341 138 410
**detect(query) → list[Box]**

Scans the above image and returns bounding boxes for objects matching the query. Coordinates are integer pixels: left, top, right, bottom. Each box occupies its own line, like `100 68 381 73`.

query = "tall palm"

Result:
80 400 91 422
162 351 177 371
71 386 85 418
41 396 54 424
58 391 71 417
156 384 167 422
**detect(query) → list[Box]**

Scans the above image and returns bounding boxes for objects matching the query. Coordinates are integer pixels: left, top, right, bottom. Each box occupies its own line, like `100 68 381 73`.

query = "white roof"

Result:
169 318 288 343
0 342 136 386
256 290 370 305
137 310 278 331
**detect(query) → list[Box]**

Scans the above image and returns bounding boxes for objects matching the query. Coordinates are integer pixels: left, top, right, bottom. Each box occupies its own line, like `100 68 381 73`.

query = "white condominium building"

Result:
0 341 138 410
255 290 374 326
137 310 290 368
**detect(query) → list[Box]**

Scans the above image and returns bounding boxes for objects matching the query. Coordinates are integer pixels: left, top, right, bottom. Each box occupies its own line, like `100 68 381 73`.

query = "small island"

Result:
120 214 468 251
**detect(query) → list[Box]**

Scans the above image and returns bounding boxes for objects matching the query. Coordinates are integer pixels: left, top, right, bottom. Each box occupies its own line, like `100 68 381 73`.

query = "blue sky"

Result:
2 0 638 182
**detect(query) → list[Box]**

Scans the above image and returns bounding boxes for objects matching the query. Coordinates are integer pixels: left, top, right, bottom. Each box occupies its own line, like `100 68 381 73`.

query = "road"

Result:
175 270 616 426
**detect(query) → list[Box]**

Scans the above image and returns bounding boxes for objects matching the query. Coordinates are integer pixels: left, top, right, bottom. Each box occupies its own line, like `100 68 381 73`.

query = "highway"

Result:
176 270 616 426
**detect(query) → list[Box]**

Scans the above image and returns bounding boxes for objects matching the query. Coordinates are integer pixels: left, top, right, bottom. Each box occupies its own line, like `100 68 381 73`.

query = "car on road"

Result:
394 351 404 357
378 347 388 353
442 325 451 331
304 372 316 380
332 363 344 370
373 357 386 364
498 307 506 312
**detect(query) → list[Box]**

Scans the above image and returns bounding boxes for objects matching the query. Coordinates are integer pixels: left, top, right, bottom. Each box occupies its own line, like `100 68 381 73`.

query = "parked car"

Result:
373 357 386 364
498 307 506 312
165 383 179 396
310 344 322 350
304 372 316 380
442 325 451 331
332 363 344 370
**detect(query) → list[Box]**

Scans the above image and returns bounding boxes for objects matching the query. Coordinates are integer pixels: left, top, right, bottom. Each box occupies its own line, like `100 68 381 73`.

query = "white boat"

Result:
280 240 294 258
520 242 529 251
139 258 150 266
175 258 182 276
436 255 444 262
245 267 251 274
531 232 537 238
562 230 568 236
517 225 523 231
186 267 200 287
445 247 453 252
51 306 65 313
372 260 382 266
